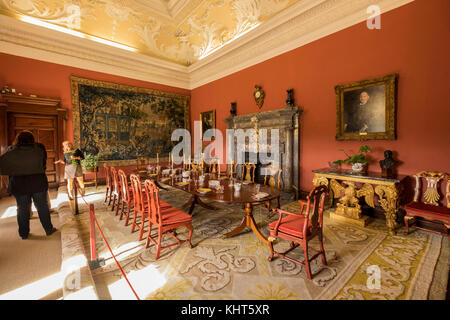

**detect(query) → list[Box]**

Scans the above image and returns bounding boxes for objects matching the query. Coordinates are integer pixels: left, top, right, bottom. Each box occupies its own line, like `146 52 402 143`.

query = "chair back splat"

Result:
129 174 147 240
104 163 112 204
145 180 163 226
110 166 121 214
306 185 327 236
118 169 133 225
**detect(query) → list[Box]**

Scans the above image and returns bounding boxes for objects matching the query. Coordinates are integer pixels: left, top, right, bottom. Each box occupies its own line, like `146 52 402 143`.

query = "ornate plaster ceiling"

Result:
0 0 301 65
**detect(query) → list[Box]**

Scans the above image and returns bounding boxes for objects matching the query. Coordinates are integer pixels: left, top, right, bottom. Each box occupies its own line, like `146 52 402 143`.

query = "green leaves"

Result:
333 145 371 166
81 153 100 169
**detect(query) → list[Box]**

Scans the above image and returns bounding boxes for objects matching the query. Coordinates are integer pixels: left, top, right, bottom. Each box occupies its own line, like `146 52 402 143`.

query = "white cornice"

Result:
0 14 190 89
187 0 415 89
0 0 414 91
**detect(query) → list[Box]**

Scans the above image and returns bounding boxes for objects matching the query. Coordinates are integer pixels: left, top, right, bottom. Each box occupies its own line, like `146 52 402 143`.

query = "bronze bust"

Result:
379 150 396 177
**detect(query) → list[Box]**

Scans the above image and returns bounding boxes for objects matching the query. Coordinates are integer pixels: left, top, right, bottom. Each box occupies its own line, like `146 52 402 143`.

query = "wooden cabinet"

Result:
0 94 67 196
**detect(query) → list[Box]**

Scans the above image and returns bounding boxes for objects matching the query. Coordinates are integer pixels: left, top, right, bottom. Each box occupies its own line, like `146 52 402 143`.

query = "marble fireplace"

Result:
224 104 301 195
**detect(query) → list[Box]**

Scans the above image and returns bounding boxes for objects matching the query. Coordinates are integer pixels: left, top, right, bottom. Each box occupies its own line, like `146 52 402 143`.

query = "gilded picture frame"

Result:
200 110 216 137
335 74 397 141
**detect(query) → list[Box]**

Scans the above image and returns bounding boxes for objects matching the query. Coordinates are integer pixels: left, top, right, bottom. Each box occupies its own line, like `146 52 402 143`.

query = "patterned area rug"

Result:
73 186 448 300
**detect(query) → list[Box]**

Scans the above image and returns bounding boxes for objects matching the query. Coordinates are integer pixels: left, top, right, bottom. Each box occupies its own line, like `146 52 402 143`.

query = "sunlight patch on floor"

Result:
65 285 97 300
107 264 167 300
100 241 144 267
1 205 17 219
0 271 63 300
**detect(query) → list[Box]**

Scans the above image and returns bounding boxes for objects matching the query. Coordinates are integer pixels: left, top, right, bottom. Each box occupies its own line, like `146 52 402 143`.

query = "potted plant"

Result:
333 145 372 173
81 153 100 172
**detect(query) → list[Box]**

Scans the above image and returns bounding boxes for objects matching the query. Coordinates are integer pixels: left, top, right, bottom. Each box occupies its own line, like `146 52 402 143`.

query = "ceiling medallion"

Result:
254 85 265 109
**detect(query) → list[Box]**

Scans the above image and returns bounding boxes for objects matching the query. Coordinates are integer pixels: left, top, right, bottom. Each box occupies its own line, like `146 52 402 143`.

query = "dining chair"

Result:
263 164 282 213
242 162 256 183
118 169 134 226
226 161 237 179
110 166 121 214
268 185 328 280
129 174 148 241
103 163 112 205
129 174 173 240
136 157 148 170
144 179 193 259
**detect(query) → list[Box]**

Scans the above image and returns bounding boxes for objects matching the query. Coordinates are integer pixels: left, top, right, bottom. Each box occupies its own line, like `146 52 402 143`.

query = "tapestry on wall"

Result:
70 76 190 164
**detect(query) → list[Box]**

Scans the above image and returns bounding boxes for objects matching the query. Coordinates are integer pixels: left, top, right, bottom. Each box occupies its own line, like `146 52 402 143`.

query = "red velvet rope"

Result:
73 180 141 300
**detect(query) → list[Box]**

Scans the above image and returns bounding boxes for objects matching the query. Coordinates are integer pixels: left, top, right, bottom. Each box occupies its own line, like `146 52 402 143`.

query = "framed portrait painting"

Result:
200 110 216 137
335 74 397 140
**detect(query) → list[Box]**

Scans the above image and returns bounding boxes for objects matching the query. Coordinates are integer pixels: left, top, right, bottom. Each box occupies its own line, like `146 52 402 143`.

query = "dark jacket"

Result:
0 143 48 195
63 149 84 165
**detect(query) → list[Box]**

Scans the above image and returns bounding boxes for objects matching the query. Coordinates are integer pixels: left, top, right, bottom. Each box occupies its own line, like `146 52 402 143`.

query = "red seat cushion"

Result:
159 200 172 208
405 202 450 224
269 215 312 238
160 207 192 224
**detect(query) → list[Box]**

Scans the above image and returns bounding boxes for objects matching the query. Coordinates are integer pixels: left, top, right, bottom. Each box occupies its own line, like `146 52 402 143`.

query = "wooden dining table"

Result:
134 168 280 243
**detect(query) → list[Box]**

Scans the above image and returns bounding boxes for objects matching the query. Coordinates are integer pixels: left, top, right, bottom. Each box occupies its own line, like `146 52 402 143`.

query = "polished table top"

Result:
133 168 279 243
134 169 280 204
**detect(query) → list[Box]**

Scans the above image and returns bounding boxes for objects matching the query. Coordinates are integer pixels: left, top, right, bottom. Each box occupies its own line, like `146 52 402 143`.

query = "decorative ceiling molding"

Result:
0 0 414 90
0 14 190 89
188 0 415 88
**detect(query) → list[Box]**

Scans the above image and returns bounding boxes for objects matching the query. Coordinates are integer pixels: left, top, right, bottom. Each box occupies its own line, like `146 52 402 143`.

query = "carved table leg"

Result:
181 195 217 215
375 184 400 235
223 203 269 243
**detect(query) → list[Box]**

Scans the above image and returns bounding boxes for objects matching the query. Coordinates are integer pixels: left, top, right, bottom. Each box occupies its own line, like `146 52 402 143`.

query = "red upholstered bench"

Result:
404 171 450 240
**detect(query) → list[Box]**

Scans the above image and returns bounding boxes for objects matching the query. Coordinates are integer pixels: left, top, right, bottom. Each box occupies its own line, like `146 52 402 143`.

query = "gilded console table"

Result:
312 168 407 235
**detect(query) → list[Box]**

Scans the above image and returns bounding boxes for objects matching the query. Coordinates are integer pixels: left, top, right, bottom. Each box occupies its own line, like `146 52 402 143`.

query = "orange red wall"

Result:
191 0 450 191
0 54 189 179
0 0 449 192
0 53 189 143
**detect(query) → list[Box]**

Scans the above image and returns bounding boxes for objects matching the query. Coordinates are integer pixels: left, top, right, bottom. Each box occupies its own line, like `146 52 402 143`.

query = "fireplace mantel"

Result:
224 105 301 193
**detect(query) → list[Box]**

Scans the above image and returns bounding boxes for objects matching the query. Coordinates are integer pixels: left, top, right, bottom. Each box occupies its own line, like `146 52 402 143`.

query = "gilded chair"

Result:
241 162 256 183
263 164 282 213
136 157 148 170
206 159 218 174
144 180 193 259
103 163 112 205
224 161 237 179
268 185 328 280
404 171 450 239
118 169 134 226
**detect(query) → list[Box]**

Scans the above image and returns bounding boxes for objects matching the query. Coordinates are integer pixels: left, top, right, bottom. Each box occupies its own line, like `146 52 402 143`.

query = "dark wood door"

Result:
7 113 59 188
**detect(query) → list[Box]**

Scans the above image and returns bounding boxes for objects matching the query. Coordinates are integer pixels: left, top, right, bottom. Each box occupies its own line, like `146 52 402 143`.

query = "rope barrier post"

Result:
74 178 79 215
89 204 96 261
70 178 139 299
88 202 105 270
